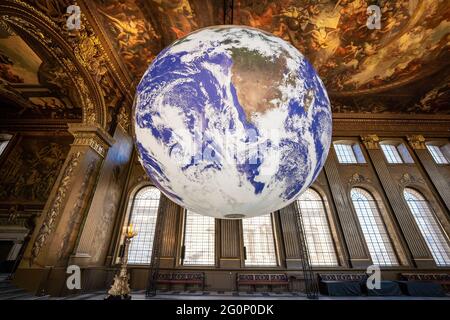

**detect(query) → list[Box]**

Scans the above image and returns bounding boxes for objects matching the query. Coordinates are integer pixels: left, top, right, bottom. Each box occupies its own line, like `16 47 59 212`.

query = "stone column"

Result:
15 124 114 286
407 135 450 211
361 134 434 267
323 147 371 268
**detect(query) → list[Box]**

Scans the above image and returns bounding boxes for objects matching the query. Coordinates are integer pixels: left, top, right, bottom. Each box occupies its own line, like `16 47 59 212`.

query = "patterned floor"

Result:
1 275 449 300
51 290 450 300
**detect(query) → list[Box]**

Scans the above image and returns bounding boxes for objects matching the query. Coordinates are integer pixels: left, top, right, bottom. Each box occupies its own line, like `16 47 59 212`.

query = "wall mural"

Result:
0 136 72 205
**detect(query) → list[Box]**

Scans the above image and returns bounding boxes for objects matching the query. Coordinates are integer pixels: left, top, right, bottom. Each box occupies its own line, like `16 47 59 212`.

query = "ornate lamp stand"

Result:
105 225 137 300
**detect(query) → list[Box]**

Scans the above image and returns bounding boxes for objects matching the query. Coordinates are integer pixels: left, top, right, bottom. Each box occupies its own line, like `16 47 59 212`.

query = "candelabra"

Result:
105 224 137 300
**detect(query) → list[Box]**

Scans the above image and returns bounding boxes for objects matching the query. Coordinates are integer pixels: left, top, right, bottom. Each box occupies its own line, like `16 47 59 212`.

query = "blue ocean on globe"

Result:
133 26 332 219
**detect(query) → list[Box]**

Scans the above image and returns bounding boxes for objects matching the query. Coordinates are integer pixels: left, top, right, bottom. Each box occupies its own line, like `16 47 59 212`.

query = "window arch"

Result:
182 210 215 266
350 188 398 266
127 186 161 264
403 188 450 266
297 188 338 266
242 215 278 266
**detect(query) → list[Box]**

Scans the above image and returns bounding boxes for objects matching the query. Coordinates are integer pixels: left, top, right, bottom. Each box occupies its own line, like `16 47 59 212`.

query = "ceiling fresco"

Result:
0 0 448 118
235 0 449 95
88 0 449 114
96 0 163 77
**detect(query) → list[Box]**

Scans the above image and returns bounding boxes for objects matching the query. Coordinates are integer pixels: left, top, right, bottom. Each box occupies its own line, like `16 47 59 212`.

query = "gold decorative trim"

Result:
57 160 98 262
30 151 83 264
0 0 128 129
407 135 427 150
400 173 425 185
361 134 380 149
348 173 371 185
72 134 108 158
68 123 115 158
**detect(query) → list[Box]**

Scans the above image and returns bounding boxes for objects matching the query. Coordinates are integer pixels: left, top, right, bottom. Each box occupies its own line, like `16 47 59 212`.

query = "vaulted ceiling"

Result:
0 0 449 119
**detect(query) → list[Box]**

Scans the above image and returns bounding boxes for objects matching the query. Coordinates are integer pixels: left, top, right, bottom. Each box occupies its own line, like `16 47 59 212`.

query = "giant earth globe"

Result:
133 26 332 219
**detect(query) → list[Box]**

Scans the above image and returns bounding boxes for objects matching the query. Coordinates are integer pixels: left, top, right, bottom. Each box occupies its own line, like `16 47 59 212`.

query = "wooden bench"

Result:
400 273 450 293
318 273 367 296
319 273 367 282
157 272 205 291
236 273 289 292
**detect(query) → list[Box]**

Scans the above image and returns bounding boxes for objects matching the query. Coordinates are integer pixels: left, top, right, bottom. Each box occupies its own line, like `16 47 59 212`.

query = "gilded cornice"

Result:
361 134 380 150
407 135 427 150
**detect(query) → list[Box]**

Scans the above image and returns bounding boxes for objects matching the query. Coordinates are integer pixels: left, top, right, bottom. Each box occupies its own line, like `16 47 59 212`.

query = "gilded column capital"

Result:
361 134 380 150
68 123 115 158
407 135 426 150
117 106 131 133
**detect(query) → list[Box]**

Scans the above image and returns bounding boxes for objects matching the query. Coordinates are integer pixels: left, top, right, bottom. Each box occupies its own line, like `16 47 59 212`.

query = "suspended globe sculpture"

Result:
133 26 332 219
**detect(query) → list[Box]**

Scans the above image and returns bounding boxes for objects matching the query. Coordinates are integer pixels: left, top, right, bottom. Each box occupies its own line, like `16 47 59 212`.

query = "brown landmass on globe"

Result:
230 47 287 122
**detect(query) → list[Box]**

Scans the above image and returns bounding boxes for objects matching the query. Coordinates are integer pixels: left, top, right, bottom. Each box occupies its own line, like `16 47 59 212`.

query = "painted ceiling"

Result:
0 28 81 121
93 0 450 114
0 0 449 116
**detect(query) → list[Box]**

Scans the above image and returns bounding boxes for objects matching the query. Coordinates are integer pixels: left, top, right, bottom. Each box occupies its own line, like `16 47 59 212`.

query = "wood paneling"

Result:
220 219 240 258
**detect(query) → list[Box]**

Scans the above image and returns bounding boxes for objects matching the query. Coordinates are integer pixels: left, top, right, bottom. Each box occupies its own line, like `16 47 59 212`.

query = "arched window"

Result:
242 215 277 266
182 211 215 266
297 189 338 266
127 186 161 264
403 188 450 266
350 188 398 266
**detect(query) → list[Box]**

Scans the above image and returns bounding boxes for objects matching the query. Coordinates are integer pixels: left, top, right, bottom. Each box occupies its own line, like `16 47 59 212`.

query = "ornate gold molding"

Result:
348 173 371 186
0 0 127 129
400 173 425 185
117 106 131 132
361 134 380 149
30 151 83 264
68 123 115 158
57 160 98 262
407 135 427 150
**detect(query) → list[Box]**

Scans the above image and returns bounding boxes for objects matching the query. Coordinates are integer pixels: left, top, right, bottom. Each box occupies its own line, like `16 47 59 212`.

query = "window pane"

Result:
427 145 449 164
242 215 277 266
397 144 414 163
0 139 10 156
127 187 161 264
380 144 403 164
404 188 450 266
353 144 366 163
297 189 338 266
351 188 398 266
334 143 358 164
183 211 215 266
